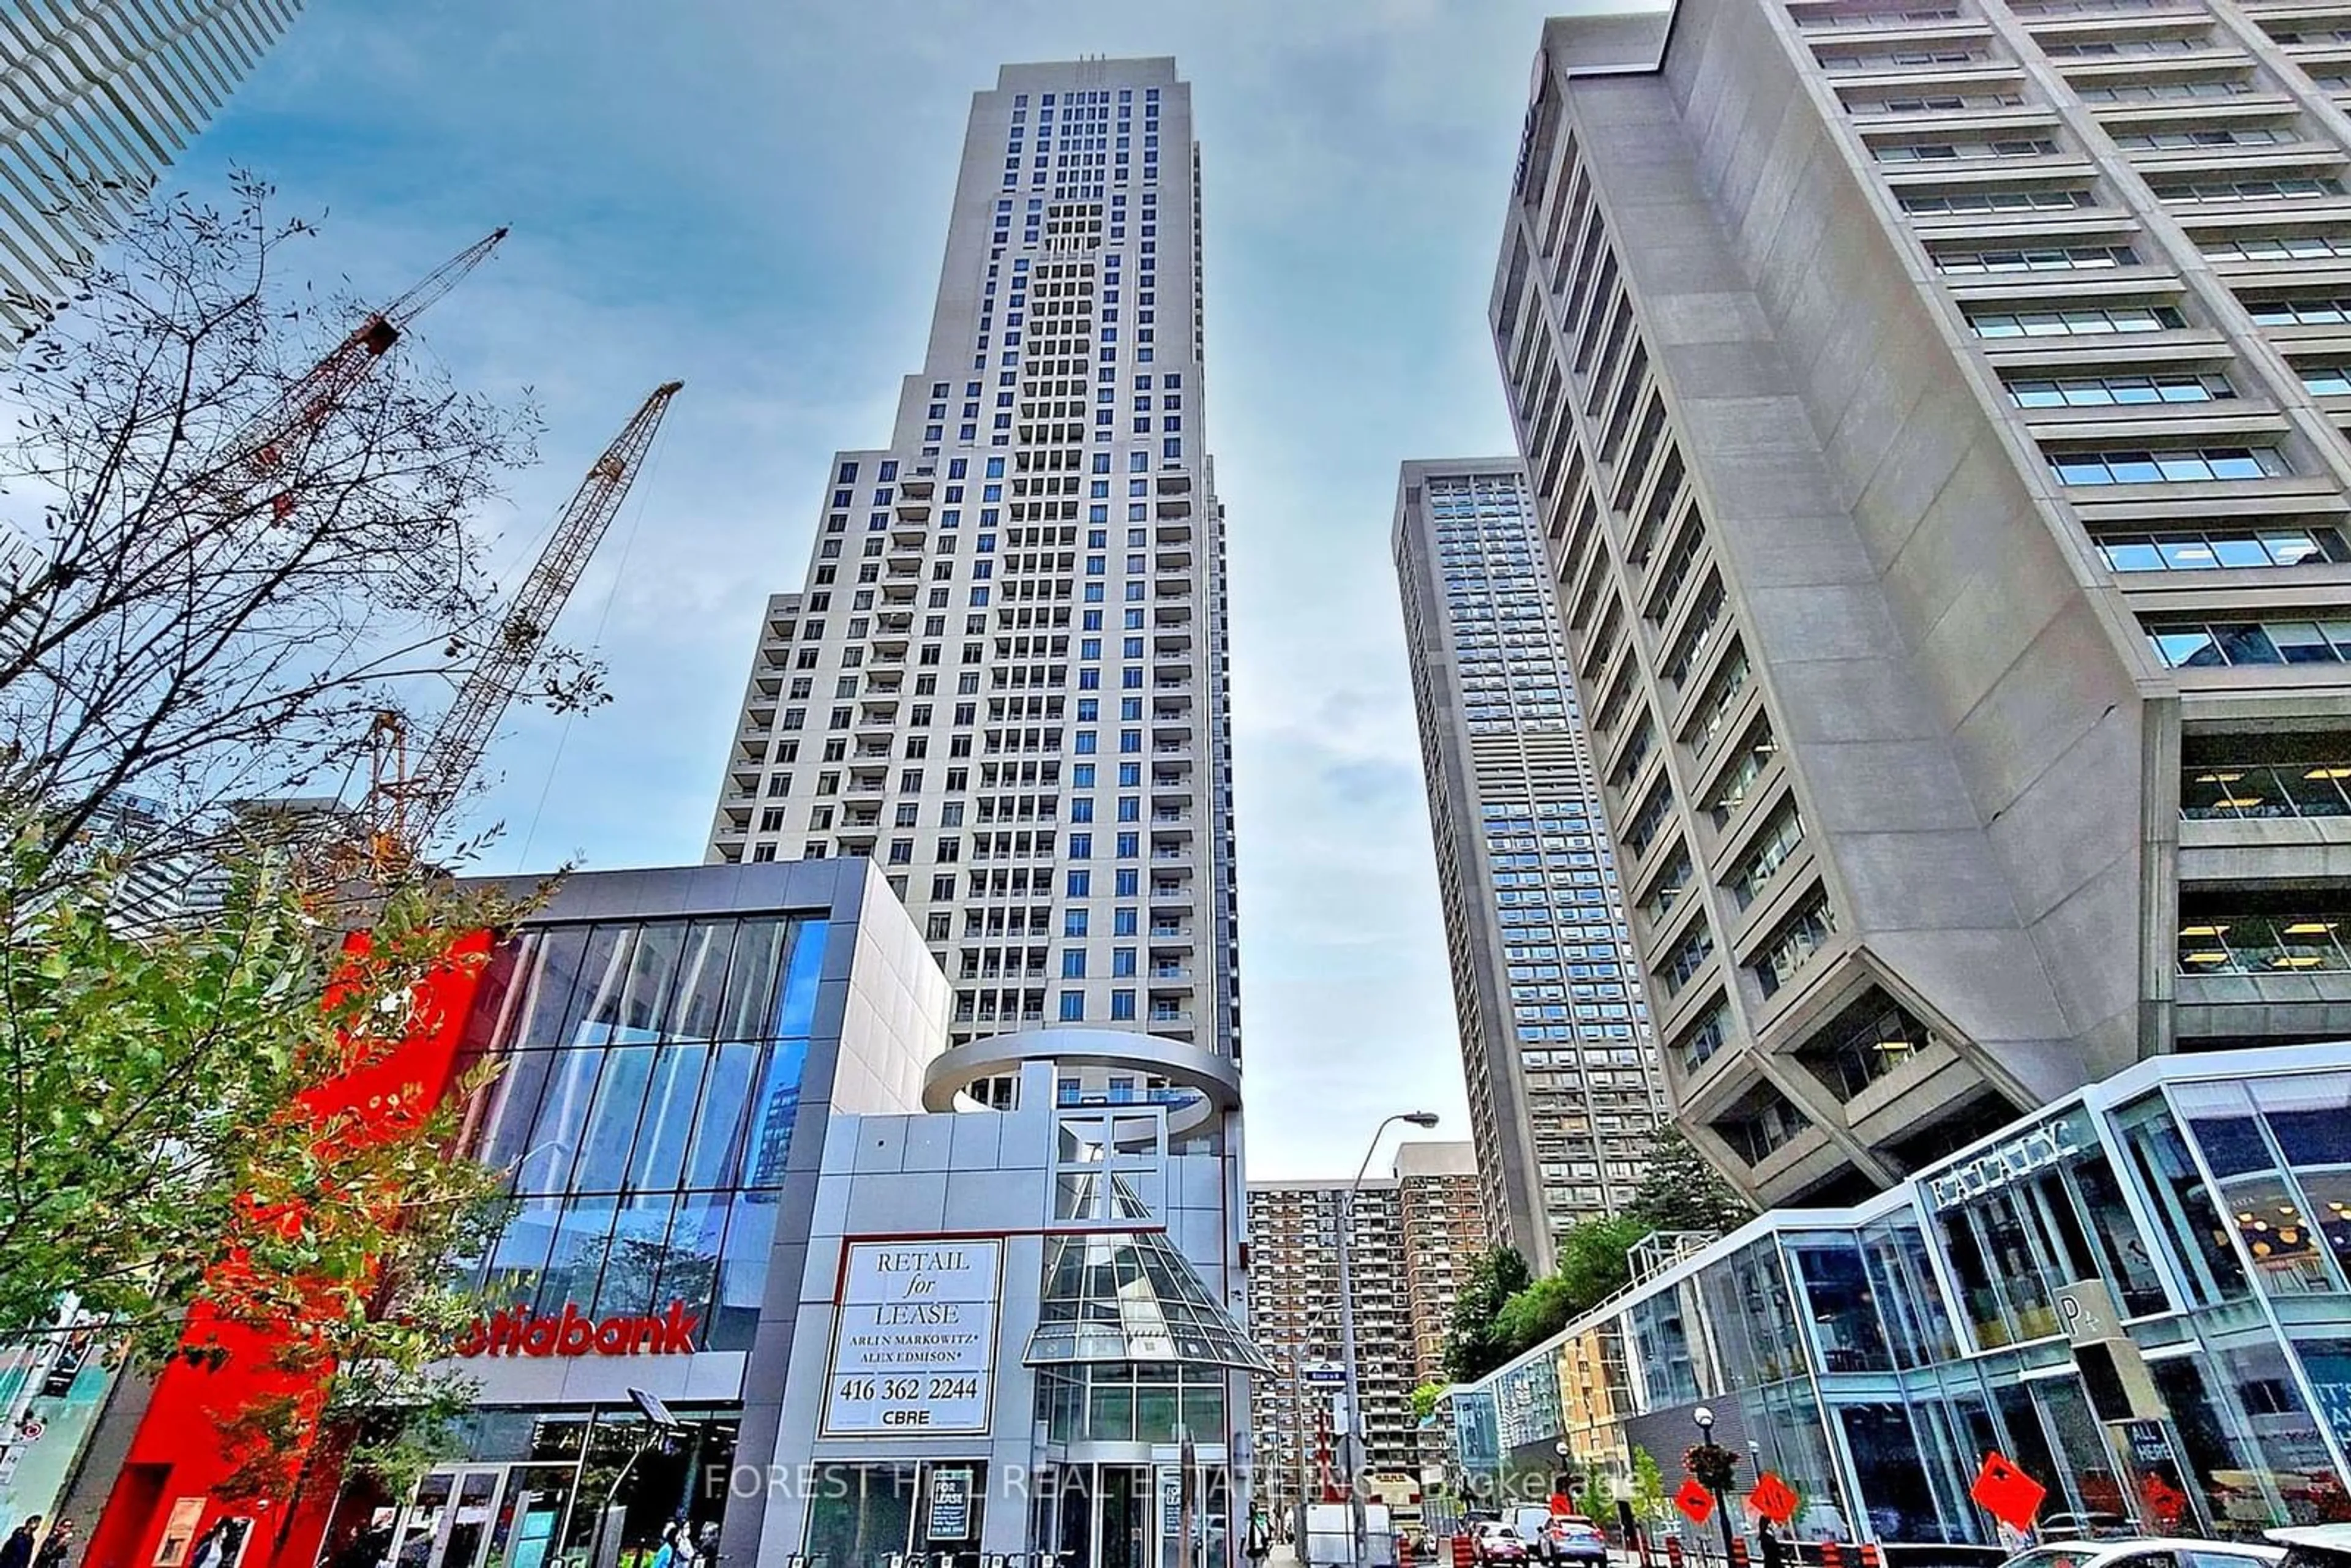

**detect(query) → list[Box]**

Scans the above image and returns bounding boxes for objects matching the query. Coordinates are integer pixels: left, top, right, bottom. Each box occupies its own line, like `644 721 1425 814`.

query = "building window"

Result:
1874 136 2060 162
2005 372 2233 407
2248 297 2351 326
2147 617 2351 667
2150 176 2345 203
1899 187 2091 216
2049 446 2289 485
1797 991 1930 1100
1656 920 1716 997
2181 745 2351 819
1932 243 2135 274
1622 779 1675 858
1967 304 2184 337
464 915 830 1350
2208 233 2351 266
1703 721 1778 828
1674 993 1734 1076
1684 645 1752 750
1753 891 1837 997
2177 910 2351 973
1711 1082 1811 1166
1727 802 1805 910
1638 846 1694 928
2096 526 2347 573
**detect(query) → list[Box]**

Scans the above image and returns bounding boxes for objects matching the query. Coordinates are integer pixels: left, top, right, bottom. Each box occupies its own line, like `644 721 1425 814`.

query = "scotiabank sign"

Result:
454 1301 700 1358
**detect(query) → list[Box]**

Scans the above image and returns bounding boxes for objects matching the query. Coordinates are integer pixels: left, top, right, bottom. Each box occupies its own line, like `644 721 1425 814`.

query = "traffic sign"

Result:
1969 1453 2046 1532
1674 1479 1715 1523
1747 1473 1798 1525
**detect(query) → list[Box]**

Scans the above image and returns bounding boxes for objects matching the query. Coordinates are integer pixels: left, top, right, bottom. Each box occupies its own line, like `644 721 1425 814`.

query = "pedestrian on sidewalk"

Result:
2 1518 39 1568
32 1520 73 1568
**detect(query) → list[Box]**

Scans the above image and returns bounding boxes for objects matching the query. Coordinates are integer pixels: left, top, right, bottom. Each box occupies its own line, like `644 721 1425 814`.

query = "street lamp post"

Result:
1693 1406 1735 1566
1340 1111 1441 1568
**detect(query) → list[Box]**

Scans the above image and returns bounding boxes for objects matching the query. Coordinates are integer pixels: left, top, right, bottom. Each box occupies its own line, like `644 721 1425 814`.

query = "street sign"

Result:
1969 1454 2047 1532
1304 1360 1346 1386
1747 1474 1798 1526
1674 1479 1715 1524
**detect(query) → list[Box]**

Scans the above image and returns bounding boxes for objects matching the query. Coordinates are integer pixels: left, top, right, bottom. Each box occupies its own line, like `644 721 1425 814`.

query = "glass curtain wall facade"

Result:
459 912 832 1351
1441 1047 2351 1548
1395 458 1665 1265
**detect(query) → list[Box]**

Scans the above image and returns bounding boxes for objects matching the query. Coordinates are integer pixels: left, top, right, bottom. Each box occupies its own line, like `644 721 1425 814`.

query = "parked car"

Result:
1474 1525 1531 1565
2271 1526 2351 1568
1507 1508 1556 1547
2001 1537 2285 1568
1535 1519 1609 1566
2037 1515 2137 1544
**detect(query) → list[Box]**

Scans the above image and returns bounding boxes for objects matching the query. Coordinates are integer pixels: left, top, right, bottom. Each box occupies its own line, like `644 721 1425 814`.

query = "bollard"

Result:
1731 1541 1750 1568
1822 1546 1842 1568
1667 1538 1685 1568
1858 1547 1881 1568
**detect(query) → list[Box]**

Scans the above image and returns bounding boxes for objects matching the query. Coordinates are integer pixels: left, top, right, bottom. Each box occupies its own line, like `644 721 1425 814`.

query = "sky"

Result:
180 0 1616 1180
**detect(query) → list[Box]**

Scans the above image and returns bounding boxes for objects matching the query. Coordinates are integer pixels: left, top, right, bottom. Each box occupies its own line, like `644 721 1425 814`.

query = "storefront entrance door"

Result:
386 1466 568 1568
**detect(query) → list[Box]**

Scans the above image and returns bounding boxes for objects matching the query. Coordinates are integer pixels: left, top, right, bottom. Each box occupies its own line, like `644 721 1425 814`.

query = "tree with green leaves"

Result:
1629 1447 1670 1528
1577 1473 1613 1528
1551 1215 1651 1317
1442 1245 1532 1383
0 841 522 1499
1412 1382 1445 1422
1493 1272 1573 1353
1625 1125 1752 1236
1486 1215 1652 1359
0 175 581 1503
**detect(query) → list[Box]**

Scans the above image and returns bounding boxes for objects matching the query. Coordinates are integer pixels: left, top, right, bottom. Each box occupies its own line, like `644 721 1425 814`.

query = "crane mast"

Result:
377 380 683 858
229 227 508 485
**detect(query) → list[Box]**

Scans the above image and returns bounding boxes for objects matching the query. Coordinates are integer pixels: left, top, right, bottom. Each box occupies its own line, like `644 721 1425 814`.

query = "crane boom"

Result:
392 380 684 849
228 227 508 482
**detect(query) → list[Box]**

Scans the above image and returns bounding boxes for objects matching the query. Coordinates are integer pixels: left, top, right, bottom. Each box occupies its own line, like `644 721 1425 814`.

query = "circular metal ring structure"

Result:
921 1026 1240 1135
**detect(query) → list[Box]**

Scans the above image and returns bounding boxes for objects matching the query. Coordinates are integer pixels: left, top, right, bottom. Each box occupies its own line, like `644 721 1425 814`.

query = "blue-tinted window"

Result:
467 915 829 1351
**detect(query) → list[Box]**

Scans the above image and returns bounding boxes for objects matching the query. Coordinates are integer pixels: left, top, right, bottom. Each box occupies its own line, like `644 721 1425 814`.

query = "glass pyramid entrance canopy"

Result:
1024 1177 1272 1372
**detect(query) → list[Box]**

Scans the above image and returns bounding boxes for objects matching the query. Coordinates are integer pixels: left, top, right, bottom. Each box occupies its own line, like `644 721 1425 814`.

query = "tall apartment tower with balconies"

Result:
1244 1177 1415 1518
1395 459 1667 1264
1494 1 2351 1208
1 0 307 349
1390 1140 1490 1387
1245 1143 1493 1509
707 58 1240 1073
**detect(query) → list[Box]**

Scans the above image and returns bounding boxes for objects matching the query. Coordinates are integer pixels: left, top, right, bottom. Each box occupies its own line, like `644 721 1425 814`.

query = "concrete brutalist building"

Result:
1493 0 2351 1207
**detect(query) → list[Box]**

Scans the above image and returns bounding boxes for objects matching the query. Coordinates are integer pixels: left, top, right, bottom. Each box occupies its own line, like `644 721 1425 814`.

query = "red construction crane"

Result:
230 226 509 490
369 379 684 865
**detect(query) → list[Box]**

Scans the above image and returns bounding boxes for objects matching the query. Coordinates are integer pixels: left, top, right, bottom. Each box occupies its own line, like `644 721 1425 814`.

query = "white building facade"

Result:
706 56 1239 1075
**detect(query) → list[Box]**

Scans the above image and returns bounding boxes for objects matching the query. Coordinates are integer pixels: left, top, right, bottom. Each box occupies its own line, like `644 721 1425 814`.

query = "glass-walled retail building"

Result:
75 861 958 1568
1441 1046 2351 1548
70 862 1264 1568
